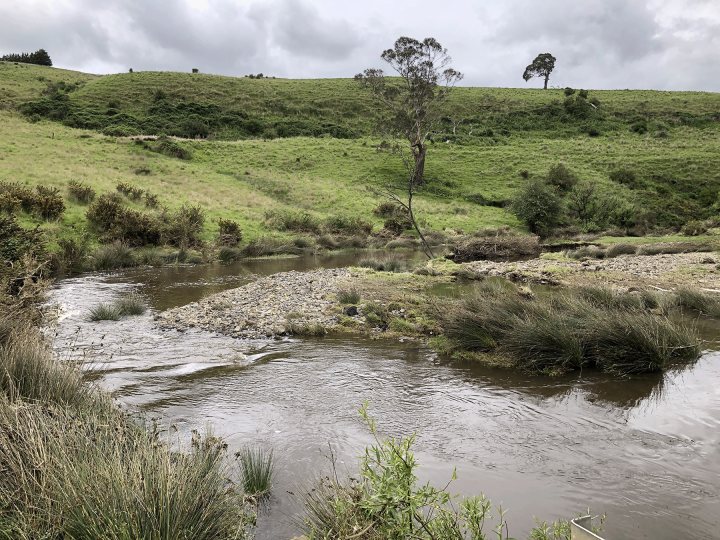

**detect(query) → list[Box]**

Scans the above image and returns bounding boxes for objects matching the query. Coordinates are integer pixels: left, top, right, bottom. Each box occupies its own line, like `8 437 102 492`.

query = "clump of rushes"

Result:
88 293 147 321
605 242 637 258
677 287 720 317
358 254 406 273
236 447 274 497
444 282 700 375
337 288 361 304
289 323 327 337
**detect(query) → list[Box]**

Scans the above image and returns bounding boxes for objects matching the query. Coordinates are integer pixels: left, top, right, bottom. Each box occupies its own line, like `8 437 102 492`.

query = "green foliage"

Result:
91 242 137 270
681 220 707 236
509 180 563 235
546 163 578 193
264 209 321 233
218 217 243 246
300 402 512 540
0 48 52 66
0 214 46 265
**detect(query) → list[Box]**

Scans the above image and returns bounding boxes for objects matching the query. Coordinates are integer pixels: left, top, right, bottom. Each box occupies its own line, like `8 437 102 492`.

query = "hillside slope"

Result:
1 64 720 257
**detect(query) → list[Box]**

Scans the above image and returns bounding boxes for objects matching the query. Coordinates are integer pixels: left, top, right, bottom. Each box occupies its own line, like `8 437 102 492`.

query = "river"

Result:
50 252 720 540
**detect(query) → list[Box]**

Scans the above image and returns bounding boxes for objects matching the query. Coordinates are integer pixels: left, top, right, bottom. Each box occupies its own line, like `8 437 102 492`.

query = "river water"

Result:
50 252 720 540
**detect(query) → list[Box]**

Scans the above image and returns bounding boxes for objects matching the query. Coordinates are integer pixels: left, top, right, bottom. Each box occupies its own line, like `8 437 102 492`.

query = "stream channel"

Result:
50 251 720 540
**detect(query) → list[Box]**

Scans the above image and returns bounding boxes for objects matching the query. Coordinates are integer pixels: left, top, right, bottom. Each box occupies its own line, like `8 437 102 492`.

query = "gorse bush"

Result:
67 180 96 203
116 181 145 200
509 179 562 236
217 217 243 247
547 163 578 193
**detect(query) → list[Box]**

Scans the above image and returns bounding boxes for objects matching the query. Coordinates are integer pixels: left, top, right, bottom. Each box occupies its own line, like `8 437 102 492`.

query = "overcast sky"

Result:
1 0 718 91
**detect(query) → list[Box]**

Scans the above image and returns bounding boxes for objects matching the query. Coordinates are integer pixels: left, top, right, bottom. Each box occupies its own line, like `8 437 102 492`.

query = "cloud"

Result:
0 0 718 90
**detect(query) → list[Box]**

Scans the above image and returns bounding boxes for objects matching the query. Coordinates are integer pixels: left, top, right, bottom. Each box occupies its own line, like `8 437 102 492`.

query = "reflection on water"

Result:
50 253 720 540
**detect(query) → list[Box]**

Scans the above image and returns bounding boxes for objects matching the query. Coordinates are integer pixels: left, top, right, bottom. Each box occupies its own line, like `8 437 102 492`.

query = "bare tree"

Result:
355 37 463 258
523 53 556 89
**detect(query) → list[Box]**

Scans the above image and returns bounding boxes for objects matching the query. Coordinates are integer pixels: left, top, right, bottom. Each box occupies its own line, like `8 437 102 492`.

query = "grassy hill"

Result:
2 62 720 265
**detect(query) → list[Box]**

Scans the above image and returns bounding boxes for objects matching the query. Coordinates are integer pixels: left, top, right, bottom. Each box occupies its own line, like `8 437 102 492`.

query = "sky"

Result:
1 0 719 91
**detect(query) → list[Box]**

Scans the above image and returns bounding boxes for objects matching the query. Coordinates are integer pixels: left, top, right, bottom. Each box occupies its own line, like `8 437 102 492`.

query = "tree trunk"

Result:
406 192 435 259
543 75 549 89
412 144 427 186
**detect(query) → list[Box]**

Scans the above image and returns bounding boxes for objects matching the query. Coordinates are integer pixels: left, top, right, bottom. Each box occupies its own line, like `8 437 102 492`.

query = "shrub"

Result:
547 163 578 193
385 237 417 249
237 447 274 497
52 236 90 273
217 217 243 247
162 205 206 249
0 193 21 214
116 181 144 200
33 188 66 220
324 215 373 235
67 180 95 203
144 192 159 208
509 180 563 236
372 202 399 217
383 217 412 236
0 182 37 213
264 210 320 233
682 220 707 236
564 87 575 96
154 135 191 159
609 167 638 187
337 288 361 304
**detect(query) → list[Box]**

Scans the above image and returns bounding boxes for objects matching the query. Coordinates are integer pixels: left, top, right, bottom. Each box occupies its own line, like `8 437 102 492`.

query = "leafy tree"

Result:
0 48 52 66
522 53 556 89
510 179 563 236
355 37 463 258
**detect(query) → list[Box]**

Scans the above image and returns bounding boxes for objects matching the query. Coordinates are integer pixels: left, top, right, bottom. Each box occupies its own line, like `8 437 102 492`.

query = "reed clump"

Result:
237 447 274 497
337 287 361 304
88 292 147 321
444 282 700 374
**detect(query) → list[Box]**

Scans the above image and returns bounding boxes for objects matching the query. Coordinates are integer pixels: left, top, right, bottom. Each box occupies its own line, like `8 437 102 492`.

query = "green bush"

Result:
67 180 95 203
509 179 563 236
682 220 707 236
264 210 320 233
547 163 578 193
218 217 243 246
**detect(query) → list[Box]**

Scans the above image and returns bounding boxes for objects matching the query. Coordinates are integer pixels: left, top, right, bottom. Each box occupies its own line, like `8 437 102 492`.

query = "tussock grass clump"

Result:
358 254 407 273
567 245 606 259
388 317 415 334
218 246 243 261
605 242 637 258
385 237 417 249
240 236 302 258
289 322 327 336
337 288 361 304
89 293 147 321
237 447 274 497
445 284 700 374
677 287 720 317
115 293 147 315
88 302 122 321
91 242 137 270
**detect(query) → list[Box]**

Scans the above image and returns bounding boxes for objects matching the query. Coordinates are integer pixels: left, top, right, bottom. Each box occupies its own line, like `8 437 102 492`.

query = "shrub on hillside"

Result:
217 218 243 247
162 205 206 249
86 195 162 246
154 135 191 159
323 215 373 235
33 187 65 220
115 181 144 201
0 182 38 213
264 210 320 233
510 180 563 236
682 220 707 236
0 193 21 214
547 163 578 193
67 180 95 204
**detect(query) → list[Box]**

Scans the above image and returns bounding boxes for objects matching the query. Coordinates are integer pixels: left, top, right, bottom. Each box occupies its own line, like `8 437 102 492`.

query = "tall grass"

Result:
92 242 137 270
445 284 700 374
237 447 274 497
0 330 256 539
337 288 361 304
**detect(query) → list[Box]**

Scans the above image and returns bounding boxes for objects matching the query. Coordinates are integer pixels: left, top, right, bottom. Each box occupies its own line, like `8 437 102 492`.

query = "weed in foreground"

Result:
297 402 605 540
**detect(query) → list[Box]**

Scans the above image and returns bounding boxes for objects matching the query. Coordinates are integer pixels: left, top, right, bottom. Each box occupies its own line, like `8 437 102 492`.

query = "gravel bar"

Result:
155 268 354 339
